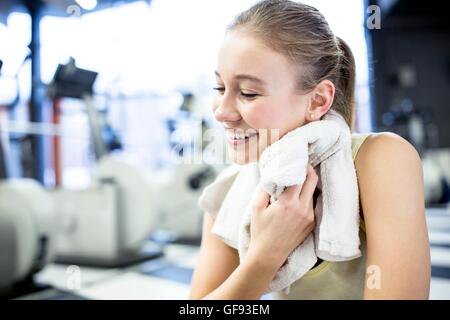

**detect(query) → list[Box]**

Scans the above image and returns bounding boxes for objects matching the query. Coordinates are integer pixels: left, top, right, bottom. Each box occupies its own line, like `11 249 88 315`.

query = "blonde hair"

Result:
228 0 357 129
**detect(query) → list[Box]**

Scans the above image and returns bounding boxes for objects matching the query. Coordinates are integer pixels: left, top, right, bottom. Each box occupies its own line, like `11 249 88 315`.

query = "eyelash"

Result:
213 87 259 99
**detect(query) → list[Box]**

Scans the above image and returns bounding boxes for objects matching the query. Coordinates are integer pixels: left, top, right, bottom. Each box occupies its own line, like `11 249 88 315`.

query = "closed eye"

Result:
213 87 259 99
213 87 225 94
240 92 259 98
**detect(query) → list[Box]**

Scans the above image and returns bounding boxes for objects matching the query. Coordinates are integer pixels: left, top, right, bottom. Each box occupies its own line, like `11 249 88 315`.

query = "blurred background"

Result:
0 0 449 300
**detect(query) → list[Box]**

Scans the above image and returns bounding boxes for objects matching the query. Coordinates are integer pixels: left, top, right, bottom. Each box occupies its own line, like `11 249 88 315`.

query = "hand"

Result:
247 163 318 271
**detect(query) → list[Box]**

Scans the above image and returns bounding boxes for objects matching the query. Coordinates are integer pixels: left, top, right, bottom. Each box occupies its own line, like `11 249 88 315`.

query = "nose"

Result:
213 94 241 123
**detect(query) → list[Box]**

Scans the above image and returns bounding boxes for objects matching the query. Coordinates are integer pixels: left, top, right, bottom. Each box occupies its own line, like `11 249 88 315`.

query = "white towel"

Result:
238 109 361 294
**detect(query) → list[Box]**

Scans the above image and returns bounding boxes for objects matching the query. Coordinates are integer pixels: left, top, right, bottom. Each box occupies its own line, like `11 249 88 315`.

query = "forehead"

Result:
217 31 296 83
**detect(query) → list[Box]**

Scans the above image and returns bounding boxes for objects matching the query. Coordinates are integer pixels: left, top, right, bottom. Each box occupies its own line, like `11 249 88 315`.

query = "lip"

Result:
225 129 259 146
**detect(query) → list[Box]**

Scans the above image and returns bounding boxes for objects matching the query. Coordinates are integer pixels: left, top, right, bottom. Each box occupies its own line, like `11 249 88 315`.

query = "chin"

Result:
225 134 267 164
227 149 261 165
229 157 254 165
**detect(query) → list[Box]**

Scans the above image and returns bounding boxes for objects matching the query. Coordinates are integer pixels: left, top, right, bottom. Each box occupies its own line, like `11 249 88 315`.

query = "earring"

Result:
310 113 315 119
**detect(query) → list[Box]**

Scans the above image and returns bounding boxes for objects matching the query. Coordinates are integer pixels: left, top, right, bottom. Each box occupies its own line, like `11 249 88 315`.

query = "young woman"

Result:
190 0 430 299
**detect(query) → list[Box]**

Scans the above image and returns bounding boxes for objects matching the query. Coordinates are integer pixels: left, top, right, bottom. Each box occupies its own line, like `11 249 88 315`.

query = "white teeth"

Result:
226 130 258 140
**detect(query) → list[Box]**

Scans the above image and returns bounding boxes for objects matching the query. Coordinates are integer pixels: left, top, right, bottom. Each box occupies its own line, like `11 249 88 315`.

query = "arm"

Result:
189 212 278 300
356 132 431 299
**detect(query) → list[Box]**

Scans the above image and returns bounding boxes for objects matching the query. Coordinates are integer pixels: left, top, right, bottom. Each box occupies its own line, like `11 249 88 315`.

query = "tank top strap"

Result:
351 133 372 162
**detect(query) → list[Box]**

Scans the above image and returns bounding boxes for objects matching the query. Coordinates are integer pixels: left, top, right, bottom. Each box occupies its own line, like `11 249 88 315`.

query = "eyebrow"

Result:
214 71 267 86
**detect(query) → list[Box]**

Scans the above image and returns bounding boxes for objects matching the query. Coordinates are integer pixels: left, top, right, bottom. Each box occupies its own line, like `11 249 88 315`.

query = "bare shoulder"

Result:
354 132 425 219
355 131 421 167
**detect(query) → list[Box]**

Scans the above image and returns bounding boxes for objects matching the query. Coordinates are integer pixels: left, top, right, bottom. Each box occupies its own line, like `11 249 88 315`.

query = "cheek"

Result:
240 98 303 131
240 102 282 129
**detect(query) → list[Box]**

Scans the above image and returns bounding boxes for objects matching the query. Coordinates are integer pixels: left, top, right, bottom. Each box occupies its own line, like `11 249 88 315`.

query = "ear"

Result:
307 80 335 121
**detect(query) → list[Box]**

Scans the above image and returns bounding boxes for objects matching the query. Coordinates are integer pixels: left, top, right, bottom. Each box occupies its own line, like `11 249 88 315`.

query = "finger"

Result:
299 164 319 205
252 185 270 211
278 183 302 202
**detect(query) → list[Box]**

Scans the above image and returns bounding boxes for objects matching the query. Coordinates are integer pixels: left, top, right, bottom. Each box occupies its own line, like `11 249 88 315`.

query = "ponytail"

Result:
335 36 356 130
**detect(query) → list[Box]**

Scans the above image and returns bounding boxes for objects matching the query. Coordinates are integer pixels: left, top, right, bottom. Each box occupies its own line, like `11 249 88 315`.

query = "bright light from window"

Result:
38 0 372 168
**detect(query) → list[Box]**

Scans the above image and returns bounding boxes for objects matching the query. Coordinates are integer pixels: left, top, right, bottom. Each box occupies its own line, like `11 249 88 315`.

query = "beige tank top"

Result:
198 133 372 300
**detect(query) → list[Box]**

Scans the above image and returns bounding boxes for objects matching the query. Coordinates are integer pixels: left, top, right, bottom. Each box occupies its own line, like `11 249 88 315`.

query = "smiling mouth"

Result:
226 130 259 146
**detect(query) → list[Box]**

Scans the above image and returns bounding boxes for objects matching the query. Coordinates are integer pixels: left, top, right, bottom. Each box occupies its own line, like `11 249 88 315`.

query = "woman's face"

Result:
212 31 310 164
